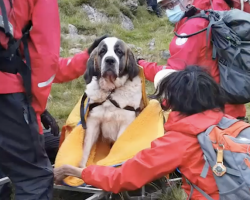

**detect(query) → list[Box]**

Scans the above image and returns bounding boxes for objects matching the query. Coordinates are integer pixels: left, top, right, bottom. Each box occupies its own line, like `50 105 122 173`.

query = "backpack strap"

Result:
174 10 209 39
175 10 223 60
182 173 215 200
0 0 32 104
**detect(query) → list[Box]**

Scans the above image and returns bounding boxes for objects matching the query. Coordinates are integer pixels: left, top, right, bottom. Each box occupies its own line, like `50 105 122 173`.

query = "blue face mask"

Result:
166 4 185 24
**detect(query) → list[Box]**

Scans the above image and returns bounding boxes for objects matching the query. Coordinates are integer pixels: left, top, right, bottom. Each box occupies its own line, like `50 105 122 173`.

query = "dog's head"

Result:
84 37 139 85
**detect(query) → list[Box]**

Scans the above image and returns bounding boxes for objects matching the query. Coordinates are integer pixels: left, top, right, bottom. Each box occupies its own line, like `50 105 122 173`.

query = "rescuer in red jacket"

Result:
138 0 247 120
54 66 229 200
0 1 107 199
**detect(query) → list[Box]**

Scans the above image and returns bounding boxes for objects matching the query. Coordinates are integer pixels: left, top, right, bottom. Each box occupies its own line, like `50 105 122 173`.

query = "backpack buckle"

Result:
213 163 227 176
213 145 227 176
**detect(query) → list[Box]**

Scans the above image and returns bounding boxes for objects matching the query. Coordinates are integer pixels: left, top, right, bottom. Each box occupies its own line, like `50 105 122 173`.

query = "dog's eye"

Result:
116 49 123 56
99 49 106 55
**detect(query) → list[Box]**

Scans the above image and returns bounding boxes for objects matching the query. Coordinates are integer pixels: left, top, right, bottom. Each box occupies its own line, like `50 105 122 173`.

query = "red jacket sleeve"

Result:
82 132 186 193
138 60 164 82
54 50 89 83
139 19 208 82
29 0 60 115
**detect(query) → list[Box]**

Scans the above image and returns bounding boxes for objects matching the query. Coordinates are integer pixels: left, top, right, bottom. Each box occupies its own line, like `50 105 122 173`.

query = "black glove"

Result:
41 110 60 136
88 35 109 55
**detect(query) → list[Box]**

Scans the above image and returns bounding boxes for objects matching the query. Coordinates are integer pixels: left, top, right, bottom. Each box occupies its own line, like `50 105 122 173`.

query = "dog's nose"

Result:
105 57 116 65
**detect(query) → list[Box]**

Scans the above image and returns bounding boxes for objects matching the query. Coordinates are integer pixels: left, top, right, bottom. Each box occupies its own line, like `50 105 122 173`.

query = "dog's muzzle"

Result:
102 56 118 82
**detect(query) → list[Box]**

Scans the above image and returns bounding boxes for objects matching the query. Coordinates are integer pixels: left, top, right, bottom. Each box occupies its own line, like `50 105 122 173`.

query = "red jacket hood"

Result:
164 110 226 136
193 0 230 10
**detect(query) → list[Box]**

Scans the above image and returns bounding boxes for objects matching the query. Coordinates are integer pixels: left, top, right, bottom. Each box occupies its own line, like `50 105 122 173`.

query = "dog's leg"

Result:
116 116 135 140
79 117 100 168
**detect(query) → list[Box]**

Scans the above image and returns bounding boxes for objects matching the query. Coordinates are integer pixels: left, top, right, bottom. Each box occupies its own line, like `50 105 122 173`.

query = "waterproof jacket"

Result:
138 0 246 118
0 0 89 133
82 110 232 200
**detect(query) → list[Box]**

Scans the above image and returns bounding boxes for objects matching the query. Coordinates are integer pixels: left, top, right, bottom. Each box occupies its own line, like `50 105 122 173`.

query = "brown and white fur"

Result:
79 37 143 168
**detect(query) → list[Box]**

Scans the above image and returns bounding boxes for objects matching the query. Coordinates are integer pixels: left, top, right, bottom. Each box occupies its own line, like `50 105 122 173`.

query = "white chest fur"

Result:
85 75 142 141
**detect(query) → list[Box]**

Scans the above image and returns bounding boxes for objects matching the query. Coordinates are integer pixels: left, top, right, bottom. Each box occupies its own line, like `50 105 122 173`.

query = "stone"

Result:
123 0 138 11
68 24 78 35
127 44 136 49
48 94 53 101
161 50 171 60
82 4 110 23
82 4 134 31
148 38 155 51
74 43 83 49
62 34 88 43
62 91 71 100
69 48 82 55
119 13 134 30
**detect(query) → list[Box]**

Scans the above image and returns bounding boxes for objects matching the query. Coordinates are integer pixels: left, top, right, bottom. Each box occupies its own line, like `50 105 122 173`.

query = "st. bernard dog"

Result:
79 37 143 168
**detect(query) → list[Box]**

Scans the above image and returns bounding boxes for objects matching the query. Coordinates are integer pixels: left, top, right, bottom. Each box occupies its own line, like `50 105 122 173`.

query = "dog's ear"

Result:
84 48 99 84
126 49 139 81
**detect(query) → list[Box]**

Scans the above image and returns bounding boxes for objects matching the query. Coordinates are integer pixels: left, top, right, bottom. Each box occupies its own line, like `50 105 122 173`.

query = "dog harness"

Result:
80 90 141 129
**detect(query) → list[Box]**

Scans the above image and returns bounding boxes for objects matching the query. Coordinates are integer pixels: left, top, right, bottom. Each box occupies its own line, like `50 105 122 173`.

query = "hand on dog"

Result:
88 35 109 55
54 165 85 184
41 110 60 136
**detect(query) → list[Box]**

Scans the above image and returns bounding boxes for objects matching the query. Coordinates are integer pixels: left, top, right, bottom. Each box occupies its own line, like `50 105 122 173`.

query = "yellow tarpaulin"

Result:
54 66 168 187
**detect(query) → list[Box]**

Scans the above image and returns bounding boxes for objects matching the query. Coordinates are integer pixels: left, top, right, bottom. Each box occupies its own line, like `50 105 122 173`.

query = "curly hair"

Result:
150 65 226 116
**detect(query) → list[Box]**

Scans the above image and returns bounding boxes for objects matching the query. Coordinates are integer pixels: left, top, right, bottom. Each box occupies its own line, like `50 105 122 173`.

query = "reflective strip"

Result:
67 59 72 66
0 15 13 36
162 66 167 69
241 0 244 10
38 74 55 88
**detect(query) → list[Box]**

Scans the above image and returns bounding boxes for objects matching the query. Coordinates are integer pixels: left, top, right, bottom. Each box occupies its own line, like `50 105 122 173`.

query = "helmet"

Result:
154 69 177 89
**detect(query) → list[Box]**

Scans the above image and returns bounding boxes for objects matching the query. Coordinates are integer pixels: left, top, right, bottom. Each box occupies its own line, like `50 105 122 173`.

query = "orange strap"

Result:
226 121 250 138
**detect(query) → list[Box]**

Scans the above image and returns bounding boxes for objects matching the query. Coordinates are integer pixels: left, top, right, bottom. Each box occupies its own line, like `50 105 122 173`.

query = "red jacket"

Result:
138 0 246 119
0 0 89 133
233 0 250 13
82 110 233 199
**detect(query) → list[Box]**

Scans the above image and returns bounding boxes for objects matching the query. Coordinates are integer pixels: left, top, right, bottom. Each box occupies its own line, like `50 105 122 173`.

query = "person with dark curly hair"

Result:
54 66 230 200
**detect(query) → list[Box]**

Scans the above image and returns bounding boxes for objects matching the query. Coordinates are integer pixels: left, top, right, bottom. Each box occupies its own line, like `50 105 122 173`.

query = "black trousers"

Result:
0 93 53 200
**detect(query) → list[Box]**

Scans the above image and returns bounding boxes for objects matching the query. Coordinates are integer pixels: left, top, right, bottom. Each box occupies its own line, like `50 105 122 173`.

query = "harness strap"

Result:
80 89 141 130
80 93 88 129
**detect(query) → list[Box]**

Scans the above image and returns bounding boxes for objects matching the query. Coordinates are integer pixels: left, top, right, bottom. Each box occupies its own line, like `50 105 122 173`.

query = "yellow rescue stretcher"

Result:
53 66 181 200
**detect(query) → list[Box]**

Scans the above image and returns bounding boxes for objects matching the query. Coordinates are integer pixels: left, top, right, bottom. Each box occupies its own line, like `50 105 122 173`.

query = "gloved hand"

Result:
88 35 109 55
41 110 60 136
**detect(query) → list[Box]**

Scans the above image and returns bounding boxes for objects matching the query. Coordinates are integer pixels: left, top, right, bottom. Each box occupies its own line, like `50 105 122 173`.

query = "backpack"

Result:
185 117 250 200
0 0 32 102
175 8 250 104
